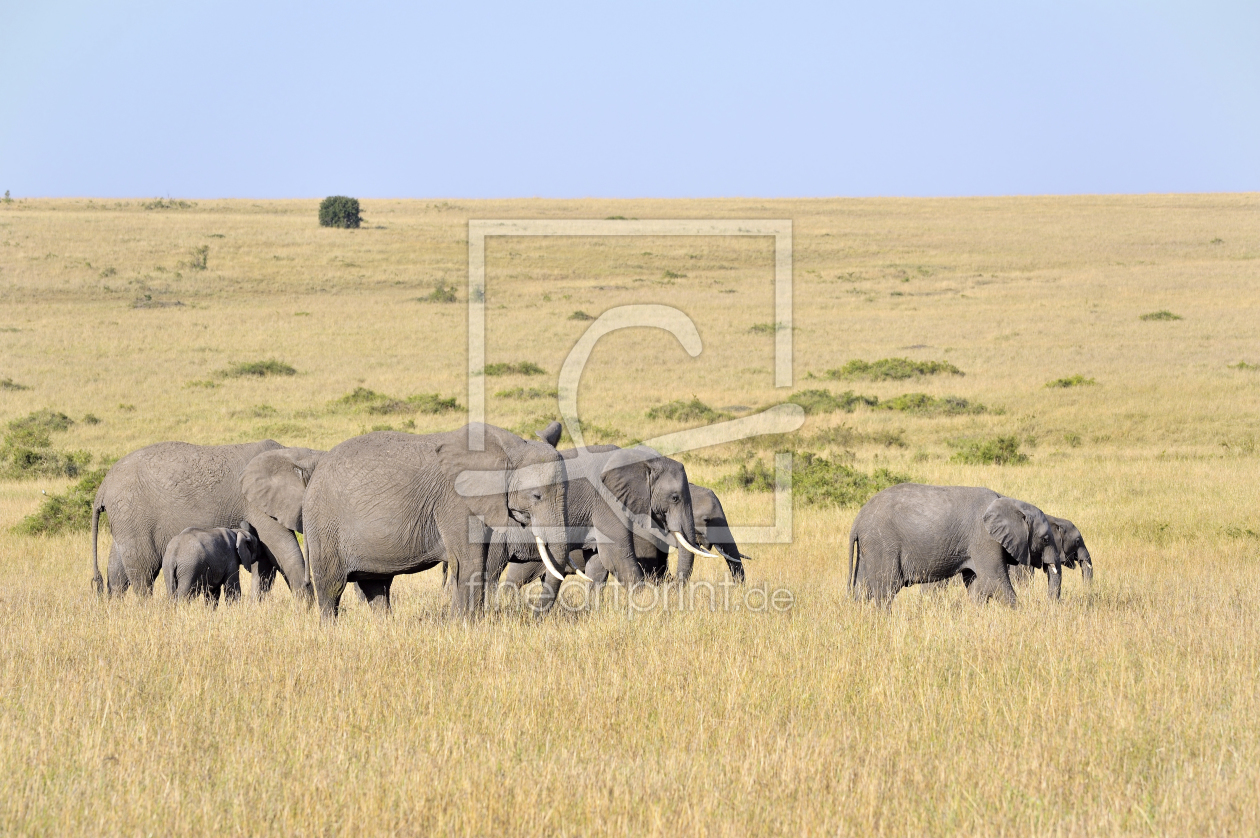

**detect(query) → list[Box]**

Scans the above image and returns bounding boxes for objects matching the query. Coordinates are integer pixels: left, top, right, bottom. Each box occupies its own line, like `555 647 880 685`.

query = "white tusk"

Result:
674 531 721 559
535 536 565 582
1048 564 1059 574
576 569 594 582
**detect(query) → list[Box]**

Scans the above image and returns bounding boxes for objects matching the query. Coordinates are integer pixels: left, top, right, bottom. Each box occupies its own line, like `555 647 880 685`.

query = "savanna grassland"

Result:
1 194 1258 836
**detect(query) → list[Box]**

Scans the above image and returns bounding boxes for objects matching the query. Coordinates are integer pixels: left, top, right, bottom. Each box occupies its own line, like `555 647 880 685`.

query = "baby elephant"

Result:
162 522 261 605
848 483 1063 606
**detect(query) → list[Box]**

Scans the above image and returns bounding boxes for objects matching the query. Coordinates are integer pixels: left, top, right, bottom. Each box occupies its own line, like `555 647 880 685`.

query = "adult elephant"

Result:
299 423 571 620
497 432 720 609
688 484 749 583
91 440 313 603
1008 513 1094 589
848 483 1063 606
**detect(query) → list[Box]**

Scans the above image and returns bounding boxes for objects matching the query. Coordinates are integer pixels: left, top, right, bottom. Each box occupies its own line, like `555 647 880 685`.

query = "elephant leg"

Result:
122 542 162 598
357 578 393 614
107 542 131 599
965 561 1018 608
223 571 242 603
531 572 563 615
641 550 669 583
250 555 278 601
449 533 489 618
851 539 901 604
206 583 222 608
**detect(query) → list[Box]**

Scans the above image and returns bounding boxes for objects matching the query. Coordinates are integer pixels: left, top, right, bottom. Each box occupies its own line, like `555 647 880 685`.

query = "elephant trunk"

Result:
668 502 701 583
1041 544 1062 600
1080 555 1094 585
714 540 745 584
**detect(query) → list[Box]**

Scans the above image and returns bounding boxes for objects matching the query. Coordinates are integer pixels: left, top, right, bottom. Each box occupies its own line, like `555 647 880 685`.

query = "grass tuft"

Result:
1 377 28 391
331 388 461 415
877 393 987 415
1140 310 1182 321
1046 374 1097 388
418 281 458 303
787 389 878 415
568 310 595 321
646 397 731 423
820 357 964 381
948 435 1029 465
483 362 545 376
496 387 558 400
219 359 297 378
1228 361 1258 371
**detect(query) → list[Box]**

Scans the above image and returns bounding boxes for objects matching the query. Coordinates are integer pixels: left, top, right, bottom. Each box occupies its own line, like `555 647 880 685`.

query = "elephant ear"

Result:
240 448 324 532
983 497 1031 565
239 448 322 532
599 446 656 517
434 424 513 530
535 421 563 448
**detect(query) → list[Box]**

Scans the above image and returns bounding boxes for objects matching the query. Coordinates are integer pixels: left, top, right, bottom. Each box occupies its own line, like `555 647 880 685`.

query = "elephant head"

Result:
233 520 262 572
983 496 1065 598
1047 514 1093 584
240 447 325 533
688 484 747 583
600 446 717 583
438 424 571 586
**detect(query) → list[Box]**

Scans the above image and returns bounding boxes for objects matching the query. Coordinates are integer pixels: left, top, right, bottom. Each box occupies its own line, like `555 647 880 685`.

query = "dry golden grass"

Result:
1 195 1258 835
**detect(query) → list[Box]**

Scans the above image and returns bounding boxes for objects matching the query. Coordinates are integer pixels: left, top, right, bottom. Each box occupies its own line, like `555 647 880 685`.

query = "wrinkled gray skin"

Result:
91 440 311 603
496 427 706 610
299 424 570 620
848 483 1064 606
1010 514 1093 588
162 521 261 605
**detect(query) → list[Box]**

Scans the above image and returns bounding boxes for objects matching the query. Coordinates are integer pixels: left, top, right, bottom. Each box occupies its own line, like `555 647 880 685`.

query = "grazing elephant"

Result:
848 483 1064 605
495 425 719 610
688 484 749 583
299 424 571 620
1008 514 1094 589
91 440 312 603
163 521 261 605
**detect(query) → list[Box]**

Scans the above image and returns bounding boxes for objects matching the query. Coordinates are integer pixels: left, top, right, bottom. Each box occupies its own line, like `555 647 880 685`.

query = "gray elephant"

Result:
688 484 749 583
162 521 261 605
496 432 720 609
848 483 1064 605
291 424 571 620
91 440 311 603
1009 514 1094 588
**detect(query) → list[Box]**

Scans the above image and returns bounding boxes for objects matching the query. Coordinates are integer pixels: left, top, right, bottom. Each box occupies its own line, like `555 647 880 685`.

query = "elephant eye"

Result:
530 490 543 501
670 492 681 504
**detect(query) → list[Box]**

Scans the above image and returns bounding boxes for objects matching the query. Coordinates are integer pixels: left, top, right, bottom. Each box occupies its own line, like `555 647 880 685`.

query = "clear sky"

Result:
1 1 1256 198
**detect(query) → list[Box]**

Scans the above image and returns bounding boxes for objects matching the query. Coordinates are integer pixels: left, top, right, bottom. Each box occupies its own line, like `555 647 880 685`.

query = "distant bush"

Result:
569 310 595 321
141 198 194 210
331 387 461 415
721 451 910 507
1046 374 1096 388
83 413 101 425
496 387 558 400
787 389 878 415
1 410 91 479
220 359 297 378
1140 310 1182 321
646 397 730 423
821 358 964 381
949 435 1028 465
187 245 209 271
319 196 361 229
877 393 987 415
14 468 108 535
1 377 28 391
419 281 458 303
483 362 545 376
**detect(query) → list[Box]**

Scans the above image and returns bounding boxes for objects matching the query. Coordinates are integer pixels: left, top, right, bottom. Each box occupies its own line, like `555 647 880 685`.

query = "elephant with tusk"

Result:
1010 513 1094 591
495 423 722 610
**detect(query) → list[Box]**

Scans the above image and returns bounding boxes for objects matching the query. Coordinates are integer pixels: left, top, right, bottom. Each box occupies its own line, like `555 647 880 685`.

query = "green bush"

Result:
319 196 361 229
821 358 964 381
496 387 558 400
419 281 458 303
877 393 987 415
721 451 911 507
483 362 545 376
1140 310 1182 321
1 377 28 391
787 389 878 415
646 397 730 423
1 410 92 479
949 435 1028 465
568 310 595 321
14 468 108 535
1046 375 1097 388
220 359 297 378
331 387 461 415
1228 361 1257 371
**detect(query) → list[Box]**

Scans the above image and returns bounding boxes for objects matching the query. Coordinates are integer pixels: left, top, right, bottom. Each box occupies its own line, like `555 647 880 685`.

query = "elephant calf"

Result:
162 522 261 605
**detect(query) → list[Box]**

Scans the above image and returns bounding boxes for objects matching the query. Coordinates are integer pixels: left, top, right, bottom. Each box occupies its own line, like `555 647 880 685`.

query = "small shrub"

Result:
569 310 595 321
99 267 116 278
821 358 964 381
720 451 911 507
1140 310 1182 321
1 377 28 391
877 393 986 415
949 435 1029 465
662 270 686 280
1 411 90 480
787 389 878 415
332 387 460 415
419 281 458 303
83 413 101 425
220 359 297 378
496 387 558 400
141 198 194 210
9 409 75 434
1228 361 1258 371
319 196 361 229
483 362 545 377
646 397 730 423
13 467 109 535
1046 375 1097 388
185 379 220 389
188 245 209 270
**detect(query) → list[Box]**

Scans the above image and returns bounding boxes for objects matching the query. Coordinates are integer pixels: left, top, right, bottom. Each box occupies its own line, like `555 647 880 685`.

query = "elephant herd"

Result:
90 421 1092 618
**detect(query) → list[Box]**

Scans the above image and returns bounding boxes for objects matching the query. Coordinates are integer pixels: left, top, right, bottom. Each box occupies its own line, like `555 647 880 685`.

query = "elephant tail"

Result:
847 529 858 592
91 500 105 596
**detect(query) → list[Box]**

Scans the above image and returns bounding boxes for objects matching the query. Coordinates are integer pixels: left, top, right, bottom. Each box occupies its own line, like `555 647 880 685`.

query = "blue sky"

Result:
1 1 1256 198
